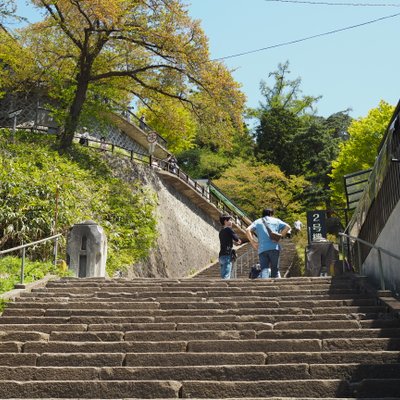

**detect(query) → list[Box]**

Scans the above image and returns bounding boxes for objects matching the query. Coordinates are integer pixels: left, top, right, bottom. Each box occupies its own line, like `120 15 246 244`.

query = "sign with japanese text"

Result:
306 210 327 243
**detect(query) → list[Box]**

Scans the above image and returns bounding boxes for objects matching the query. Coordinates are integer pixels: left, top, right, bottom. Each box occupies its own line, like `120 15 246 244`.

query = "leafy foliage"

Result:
0 256 69 295
253 62 352 209
177 148 231 180
329 100 395 206
0 129 157 276
1 0 245 150
213 160 309 222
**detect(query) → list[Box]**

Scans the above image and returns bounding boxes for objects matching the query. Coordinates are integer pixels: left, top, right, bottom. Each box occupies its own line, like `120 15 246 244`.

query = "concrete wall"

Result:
105 155 220 278
362 201 400 295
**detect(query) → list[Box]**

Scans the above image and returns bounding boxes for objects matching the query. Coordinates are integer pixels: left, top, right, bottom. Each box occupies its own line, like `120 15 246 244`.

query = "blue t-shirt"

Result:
249 216 288 253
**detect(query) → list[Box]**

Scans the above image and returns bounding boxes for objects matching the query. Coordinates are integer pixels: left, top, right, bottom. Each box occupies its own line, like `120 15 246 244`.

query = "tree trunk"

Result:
59 74 90 151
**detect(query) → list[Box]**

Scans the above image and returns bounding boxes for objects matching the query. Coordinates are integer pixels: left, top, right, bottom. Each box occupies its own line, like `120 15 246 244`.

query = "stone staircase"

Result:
1 276 400 398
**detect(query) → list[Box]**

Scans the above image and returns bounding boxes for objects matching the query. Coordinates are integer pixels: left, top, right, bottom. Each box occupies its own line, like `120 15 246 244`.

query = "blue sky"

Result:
13 0 400 119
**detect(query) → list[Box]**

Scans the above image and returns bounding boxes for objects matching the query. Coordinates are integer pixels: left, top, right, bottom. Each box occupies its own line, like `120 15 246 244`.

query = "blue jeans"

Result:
219 255 232 279
259 250 280 278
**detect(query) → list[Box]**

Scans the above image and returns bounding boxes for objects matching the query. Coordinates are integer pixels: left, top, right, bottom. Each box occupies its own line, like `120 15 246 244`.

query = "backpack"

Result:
249 264 261 279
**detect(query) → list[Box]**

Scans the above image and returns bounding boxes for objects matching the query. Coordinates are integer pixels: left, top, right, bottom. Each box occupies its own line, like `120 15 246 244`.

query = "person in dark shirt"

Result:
219 214 241 279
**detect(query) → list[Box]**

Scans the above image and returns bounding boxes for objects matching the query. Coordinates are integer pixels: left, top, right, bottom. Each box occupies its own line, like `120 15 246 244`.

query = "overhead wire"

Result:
264 0 400 6
212 12 400 61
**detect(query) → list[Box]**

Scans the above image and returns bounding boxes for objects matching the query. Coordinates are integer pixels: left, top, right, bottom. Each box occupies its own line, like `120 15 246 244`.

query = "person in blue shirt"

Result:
245 208 290 278
219 214 241 279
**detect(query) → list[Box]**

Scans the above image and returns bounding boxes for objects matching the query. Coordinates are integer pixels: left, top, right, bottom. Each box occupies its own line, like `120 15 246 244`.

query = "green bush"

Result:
0 129 157 276
0 256 69 294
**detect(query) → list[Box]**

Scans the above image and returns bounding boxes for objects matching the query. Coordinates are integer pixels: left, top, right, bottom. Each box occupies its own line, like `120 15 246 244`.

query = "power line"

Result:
265 0 400 6
212 12 400 61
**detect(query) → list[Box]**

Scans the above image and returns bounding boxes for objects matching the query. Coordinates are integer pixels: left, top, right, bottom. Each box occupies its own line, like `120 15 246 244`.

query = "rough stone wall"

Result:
104 154 220 278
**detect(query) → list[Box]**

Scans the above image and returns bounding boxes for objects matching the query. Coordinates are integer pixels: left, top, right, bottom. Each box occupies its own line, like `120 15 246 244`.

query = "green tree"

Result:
258 61 321 116
329 100 395 206
2 0 245 151
294 111 352 208
254 61 321 175
177 147 230 180
214 160 309 221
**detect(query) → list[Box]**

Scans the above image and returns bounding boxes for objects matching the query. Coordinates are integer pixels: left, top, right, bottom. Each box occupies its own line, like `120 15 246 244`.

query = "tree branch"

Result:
37 0 83 50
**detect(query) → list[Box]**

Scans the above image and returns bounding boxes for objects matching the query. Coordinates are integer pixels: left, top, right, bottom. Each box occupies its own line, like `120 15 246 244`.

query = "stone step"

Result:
13 292 373 303
0 352 267 367
2 327 400 344
1 314 381 325
7 337 400 354
21 287 361 299
267 351 400 364
181 379 400 398
2 363 400 382
14 292 365 305
45 327 400 342
0 380 181 399
47 276 346 285
4 398 400 400
2 304 385 318
48 330 257 342
2 350 400 368
0 364 311 381
4 378 396 398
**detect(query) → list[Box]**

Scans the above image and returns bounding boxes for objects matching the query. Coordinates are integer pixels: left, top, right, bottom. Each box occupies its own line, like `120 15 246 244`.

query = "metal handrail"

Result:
151 156 250 229
0 233 62 285
109 100 168 148
339 232 400 291
231 245 259 279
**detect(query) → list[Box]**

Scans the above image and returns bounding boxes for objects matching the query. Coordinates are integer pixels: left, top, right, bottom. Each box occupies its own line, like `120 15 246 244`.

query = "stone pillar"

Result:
66 221 107 278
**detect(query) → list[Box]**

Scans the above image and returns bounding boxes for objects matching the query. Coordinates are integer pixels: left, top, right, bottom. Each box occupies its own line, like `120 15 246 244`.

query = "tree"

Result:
140 97 198 154
258 61 321 116
0 1 16 23
293 111 352 208
329 100 395 206
214 160 309 221
4 0 245 150
254 61 321 175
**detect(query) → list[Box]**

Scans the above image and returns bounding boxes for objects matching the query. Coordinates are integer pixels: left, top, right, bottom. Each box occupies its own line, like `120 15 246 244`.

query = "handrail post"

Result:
340 237 345 274
20 247 25 285
357 241 362 274
53 236 59 266
377 249 385 290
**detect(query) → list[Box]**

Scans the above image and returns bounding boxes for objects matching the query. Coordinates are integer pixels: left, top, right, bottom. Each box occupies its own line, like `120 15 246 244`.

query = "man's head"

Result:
219 214 232 226
262 208 274 217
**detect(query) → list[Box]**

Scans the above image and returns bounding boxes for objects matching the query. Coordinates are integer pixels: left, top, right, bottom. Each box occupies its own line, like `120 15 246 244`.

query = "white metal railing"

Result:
339 232 400 291
0 234 62 285
231 245 259 278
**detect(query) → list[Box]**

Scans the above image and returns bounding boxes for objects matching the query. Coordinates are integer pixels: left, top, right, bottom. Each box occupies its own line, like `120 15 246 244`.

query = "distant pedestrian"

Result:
166 154 178 174
100 136 107 151
219 214 241 279
245 208 290 278
139 115 146 130
79 127 89 146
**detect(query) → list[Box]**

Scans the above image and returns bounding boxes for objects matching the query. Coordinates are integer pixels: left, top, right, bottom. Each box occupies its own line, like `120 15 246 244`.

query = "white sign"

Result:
8 109 22 118
147 132 157 143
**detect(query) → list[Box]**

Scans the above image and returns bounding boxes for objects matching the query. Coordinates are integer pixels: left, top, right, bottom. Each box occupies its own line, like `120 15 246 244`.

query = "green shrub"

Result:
0 256 69 294
0 129 157 277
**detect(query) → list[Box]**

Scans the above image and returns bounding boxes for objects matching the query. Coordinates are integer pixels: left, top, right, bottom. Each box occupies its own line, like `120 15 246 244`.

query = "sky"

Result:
11 0 400 120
